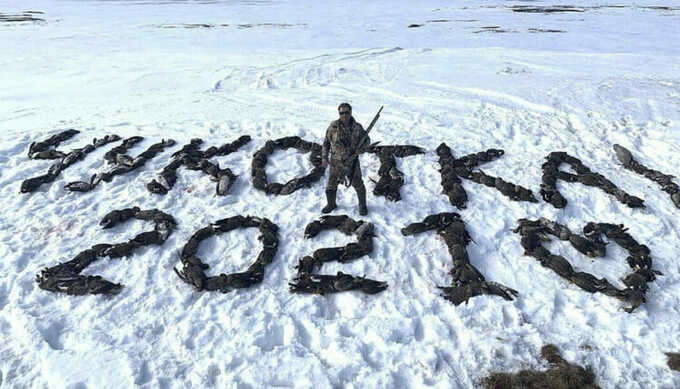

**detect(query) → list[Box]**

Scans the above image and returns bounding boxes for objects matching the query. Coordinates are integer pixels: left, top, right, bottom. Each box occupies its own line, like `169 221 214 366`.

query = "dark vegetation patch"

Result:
159 23 218 28
510 4 678 13
409 19 452 28
511 6 585 13
483 344 600 389
528 28 566 33
667 352 680 372
436 4 677 14
162 23 214 28
474 26 514 33
0 11 45 24
158 23 306 29
642 6 679 11
123 0 242 4
236 23 304 29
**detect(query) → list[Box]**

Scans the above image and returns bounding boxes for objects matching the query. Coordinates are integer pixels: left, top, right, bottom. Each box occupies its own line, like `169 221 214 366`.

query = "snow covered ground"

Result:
1 0 680 387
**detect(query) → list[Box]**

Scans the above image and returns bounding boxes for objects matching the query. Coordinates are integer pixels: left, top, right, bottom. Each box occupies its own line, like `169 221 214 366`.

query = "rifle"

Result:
343 106 383 187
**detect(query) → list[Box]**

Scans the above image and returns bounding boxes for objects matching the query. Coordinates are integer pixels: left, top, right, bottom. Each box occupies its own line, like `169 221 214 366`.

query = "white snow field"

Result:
1 0 680 388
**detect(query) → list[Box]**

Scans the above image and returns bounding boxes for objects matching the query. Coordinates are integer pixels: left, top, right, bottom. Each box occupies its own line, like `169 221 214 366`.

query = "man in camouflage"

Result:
322 103 370 215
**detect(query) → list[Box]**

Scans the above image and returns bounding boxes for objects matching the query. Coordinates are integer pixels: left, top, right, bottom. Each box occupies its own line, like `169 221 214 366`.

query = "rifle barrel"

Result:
366 106 384 133
343 106 383 186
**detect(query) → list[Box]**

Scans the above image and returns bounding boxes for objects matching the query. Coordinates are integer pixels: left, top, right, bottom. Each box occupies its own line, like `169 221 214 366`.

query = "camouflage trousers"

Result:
327 160 366 195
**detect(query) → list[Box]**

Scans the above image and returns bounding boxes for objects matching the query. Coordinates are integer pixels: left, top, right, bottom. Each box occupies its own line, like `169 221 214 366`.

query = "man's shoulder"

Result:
352 121 365 131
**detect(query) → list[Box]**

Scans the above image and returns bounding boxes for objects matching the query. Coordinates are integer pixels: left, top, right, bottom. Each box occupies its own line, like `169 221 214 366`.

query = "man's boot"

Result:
322 189 337 213
357 189 368 216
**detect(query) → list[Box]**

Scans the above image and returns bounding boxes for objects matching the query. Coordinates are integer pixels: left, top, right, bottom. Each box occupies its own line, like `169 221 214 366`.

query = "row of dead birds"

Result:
22 130 680 212
33 207 660 313
147 136 251 196
174 215 279 292
251 136 325 195
22 130 120 193
65 136 176 192
36 207 176 295
290 215 388 295
613 144 680 208
402 212 519 305
436 143 538 209
513 218 661 312
540 150 645 209
35 210 386 297
368 145 425 202
22 130 176 193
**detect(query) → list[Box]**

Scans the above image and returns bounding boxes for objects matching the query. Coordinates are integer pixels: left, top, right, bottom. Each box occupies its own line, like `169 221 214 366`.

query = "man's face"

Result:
339 108 351 124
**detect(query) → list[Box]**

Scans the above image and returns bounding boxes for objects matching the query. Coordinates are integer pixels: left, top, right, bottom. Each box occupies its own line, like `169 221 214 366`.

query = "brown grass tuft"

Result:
482 344 600 389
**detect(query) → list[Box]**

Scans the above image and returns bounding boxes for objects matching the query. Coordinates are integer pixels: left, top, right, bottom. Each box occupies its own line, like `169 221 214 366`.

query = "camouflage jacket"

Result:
322 117 369 164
